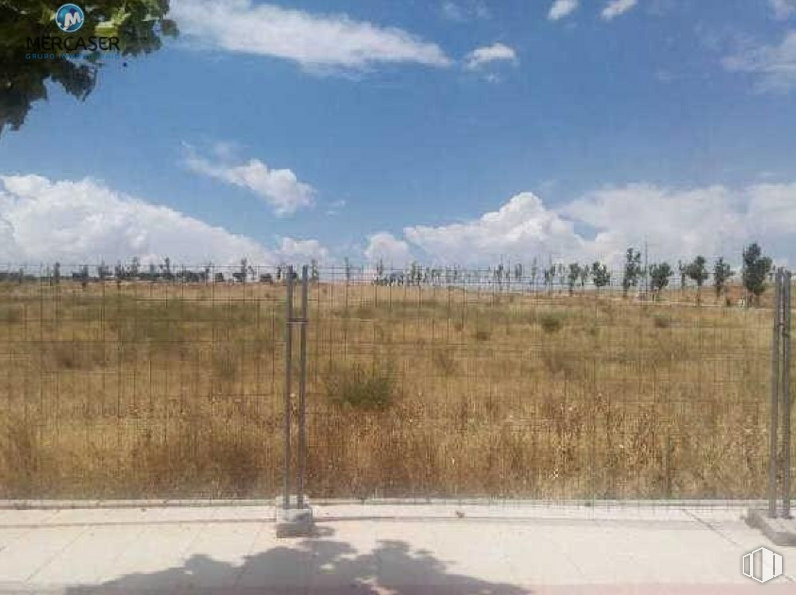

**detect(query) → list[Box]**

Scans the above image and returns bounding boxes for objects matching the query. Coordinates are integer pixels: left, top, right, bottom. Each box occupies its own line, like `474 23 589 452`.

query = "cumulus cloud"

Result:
0 174 329 265
404 193 583 265
464 43 517 69
364 232 413 266
770 0 796 20
170 0 451 71
184 147 315 216
601 0 638 20
723 30 796 92
389 183 796 267
548 0 579 21
276 237 329 262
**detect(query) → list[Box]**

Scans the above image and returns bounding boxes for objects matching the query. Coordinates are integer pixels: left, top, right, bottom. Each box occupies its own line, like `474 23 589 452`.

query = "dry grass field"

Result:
0 276 785 500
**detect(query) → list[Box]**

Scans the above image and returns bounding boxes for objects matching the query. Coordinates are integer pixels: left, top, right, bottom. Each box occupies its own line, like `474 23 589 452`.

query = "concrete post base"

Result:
275 495 314 537
745 508 796 546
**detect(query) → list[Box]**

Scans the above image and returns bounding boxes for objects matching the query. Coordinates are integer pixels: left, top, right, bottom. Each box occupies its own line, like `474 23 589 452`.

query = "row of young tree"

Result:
559 242 771 305
622 243 772 305
0 243 776 306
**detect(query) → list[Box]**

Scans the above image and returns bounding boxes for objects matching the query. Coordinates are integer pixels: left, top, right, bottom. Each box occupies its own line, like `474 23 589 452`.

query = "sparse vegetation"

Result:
0 269 776 500
325 362 398 411
539 312 564 334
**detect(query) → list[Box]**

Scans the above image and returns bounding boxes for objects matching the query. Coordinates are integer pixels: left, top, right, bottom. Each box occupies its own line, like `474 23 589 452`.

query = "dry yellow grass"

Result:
0 278 785 500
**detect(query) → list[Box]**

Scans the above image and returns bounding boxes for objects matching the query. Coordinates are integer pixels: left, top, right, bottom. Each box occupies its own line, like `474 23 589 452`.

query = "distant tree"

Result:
713 257 734 303
622 248 642 297
53 261 61 285
311 259 320 282
578 263 590 290
685 256 709 303
77 265 89 289
677 260 687 295
375 258 384 282
742 243 773 306
649 262 673 300
344 257 352 284
160 257 173 281
129 257 140 280
97 261 110 281
410 261 422 286
567 263 580 296
514 263 523 283
591 262 611 293
544 264 556 294
529 258 539 291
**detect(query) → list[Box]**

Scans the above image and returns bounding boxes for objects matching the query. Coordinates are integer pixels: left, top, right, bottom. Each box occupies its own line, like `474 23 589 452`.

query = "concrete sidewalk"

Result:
0 503 793 594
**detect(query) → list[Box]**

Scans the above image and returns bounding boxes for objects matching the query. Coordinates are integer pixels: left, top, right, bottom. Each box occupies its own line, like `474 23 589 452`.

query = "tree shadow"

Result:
64 526 530 594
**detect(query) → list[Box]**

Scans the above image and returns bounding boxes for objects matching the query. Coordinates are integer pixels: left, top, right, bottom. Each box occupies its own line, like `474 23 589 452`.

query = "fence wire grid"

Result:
0 263 792 504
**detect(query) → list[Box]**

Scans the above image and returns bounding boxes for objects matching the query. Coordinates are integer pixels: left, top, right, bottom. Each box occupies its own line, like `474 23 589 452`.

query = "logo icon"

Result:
54 4 85 33
742 547 783 583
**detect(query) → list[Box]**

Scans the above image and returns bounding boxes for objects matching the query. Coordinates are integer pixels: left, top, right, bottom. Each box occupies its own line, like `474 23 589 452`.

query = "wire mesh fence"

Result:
0 262 792 503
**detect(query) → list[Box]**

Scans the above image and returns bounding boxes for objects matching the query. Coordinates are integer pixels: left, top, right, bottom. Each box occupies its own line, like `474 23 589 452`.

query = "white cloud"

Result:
364 232 413 266
548 0 579 21
170 0 451 71
184 148 315 217
770 0 796 20
390 183 796 267
276 237 329 262
0 174 331 266
561 184 748 265
0 175 274 264
723 30 796 92
464 43 518 69
601 0 638 20
441 1 490 21
404 193 584 265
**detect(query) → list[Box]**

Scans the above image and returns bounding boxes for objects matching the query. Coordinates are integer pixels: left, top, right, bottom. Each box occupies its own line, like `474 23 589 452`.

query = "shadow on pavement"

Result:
64 527 530 594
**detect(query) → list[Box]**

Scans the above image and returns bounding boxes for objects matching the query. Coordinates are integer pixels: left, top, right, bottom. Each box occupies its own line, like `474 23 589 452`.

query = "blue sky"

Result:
2 0 796 266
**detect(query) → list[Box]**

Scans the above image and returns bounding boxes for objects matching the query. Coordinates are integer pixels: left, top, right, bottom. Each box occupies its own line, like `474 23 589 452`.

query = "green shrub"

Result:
653 314 672 329
473 328 490 342
0 306 21 324
539 313 564 334
325 362 397 411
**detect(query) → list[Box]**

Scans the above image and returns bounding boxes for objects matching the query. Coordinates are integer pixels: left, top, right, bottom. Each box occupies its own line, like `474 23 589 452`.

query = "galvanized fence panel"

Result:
0 262 791 504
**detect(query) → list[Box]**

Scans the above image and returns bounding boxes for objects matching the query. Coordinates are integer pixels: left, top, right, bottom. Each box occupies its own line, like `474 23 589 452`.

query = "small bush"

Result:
653 314 672 329
432 350 458 376
0 306 21 324
473 328 490 342
212 344 240 383
539 313 564 334
325 362 397 411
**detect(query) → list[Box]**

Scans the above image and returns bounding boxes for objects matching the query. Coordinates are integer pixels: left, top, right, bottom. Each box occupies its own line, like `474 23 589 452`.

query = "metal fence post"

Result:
769 268 782 518
782 270 792 518
297 265 309 508
283 266 294 509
